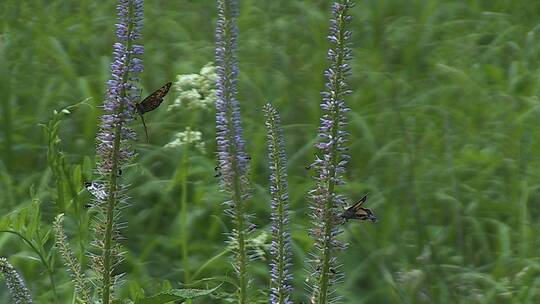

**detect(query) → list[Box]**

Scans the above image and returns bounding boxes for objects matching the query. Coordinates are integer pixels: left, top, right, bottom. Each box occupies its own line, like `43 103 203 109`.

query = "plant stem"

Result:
192 247 232 280
101 130 120 304
0 41 13 173
232 150 247 304
181 148 190 283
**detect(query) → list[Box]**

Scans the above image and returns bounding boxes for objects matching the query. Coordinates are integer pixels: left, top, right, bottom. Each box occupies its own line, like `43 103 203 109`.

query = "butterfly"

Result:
136 82 172 142
83 181 108 201
340 195 378 223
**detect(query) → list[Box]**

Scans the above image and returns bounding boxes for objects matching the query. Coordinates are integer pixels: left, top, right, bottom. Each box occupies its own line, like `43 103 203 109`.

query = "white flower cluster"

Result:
168 62 217 111
165 127 206 153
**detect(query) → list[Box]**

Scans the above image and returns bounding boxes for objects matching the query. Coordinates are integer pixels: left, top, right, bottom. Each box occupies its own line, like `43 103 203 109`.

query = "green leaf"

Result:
111 300 133 304
134 286 219 304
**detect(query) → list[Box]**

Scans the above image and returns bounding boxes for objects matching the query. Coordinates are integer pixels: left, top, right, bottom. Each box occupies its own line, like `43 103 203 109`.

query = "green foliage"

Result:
0 197 57 302
2 0 540 303
133 286 220 304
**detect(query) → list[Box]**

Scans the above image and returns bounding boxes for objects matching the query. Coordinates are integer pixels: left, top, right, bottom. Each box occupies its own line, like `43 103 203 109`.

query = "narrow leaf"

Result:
134 286 219 304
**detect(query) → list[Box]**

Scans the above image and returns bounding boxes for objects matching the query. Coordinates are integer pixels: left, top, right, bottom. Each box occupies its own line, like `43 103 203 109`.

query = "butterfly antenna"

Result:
140 114 150 143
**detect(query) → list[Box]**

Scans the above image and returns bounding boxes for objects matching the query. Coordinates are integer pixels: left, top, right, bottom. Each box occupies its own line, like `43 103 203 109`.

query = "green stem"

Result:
180 148 190 283
1 96 13 173
519 180 529 256
192 247 232 280
56 179 66 212
0 41 13 173
230 151 247 304
228 87 247 304
101 129 121 304
276 188 286 303
317 153 336 304
276 203 286 295
224 76 247 304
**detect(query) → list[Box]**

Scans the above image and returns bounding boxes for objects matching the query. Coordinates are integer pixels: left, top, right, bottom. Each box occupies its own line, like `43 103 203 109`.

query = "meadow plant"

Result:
168 62 218 111
7 0 540 303
165 127 206 153
214 0 254 302
166 63 216 286
53 214 92 303
264 104 293 304
53 1 217 302
90 0 144 302
2 0 368 303
307 1 355 303
0 257 33 304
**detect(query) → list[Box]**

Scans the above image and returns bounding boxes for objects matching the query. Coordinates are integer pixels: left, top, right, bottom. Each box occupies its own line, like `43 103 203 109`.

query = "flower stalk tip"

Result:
264 103 293 304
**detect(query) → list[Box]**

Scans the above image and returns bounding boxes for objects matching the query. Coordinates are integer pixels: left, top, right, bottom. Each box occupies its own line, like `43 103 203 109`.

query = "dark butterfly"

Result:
136 82 172 142
340 195 378 223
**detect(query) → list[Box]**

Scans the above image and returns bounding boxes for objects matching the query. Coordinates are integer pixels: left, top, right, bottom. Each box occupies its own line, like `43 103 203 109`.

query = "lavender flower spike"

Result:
307 1 355 303
215 0 253 303
264 103 293 304
0 257 33 304
92 1 144 303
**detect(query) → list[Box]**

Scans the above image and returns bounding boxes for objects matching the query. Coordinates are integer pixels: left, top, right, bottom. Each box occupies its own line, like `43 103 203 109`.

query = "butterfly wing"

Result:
354 207 377 222
341 195 378 222
84 181 108 201
136 82 172 114
353 195 368 207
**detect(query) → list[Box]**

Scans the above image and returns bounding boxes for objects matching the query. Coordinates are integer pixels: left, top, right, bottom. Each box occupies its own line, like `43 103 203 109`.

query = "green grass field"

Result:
2 0 540 303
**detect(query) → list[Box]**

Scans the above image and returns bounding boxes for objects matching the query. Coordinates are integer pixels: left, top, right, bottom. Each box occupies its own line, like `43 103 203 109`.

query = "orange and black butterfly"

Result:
340 195 378 223
136 82 172 142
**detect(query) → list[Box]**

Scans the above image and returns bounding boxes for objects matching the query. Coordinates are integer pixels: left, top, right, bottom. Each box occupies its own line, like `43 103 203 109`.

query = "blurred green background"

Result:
2 0 540 303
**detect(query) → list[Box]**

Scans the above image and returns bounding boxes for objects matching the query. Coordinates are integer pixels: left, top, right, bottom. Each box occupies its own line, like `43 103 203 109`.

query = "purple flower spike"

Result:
215 0 249 189
307 1 356 303
92 1 144 303
214 0 253 303
97 0 144 195
264 103 293 304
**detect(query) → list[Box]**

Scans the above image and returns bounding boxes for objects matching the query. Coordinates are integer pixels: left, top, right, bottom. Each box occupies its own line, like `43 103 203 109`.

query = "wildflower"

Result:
165 127 206 153
307 1 355 303
168 62 218 111
0 257 33 304
264 103 293 304
215 0 253 303
91 0 144 303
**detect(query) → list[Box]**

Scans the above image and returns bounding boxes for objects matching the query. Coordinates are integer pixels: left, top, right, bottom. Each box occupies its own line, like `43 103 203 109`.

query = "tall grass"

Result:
2 0 540 303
